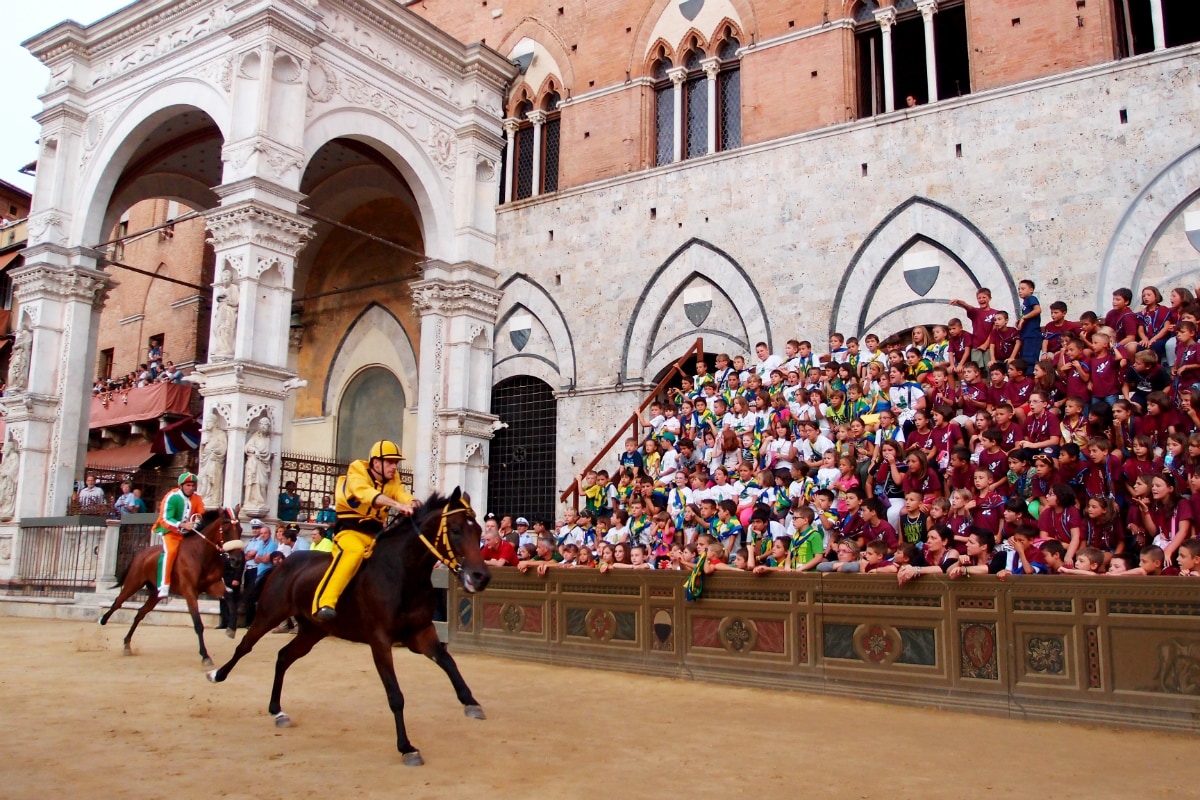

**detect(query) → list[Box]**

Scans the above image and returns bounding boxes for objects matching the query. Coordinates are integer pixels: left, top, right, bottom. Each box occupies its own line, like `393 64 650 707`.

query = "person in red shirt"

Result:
946 318 972 377
1001 360 1034 414
984 363 1008 412
860 498 899 552
991 403 1024 453
977 430 1010 496
1056 338 1091 406
1088 330 1121 406
959 362 989 417
1080 436 1122 500
1037 483 1083 564
1016 391 1061 453
950 288 999 355
1105 287 1143 357
480 525 519 567
1041 301 1080 356
989 311 1019 364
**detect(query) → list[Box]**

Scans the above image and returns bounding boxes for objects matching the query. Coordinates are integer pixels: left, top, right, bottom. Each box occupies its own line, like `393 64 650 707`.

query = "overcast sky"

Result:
0 2 121 196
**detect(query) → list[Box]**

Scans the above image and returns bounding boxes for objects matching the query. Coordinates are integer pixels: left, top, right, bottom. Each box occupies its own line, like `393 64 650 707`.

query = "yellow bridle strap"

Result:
418 500 473 572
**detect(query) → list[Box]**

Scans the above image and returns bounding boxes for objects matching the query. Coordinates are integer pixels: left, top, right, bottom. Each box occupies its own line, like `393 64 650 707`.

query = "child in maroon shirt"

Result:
951 290 999 353
1105 288 1142 357
977 430 1010 496
1087 330 1121 404
1041 301 1080 355
1057 338 1091 405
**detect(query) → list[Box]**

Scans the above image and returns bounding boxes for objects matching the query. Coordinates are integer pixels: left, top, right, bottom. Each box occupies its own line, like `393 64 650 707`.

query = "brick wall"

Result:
95 199 212 382
410 0 1135 191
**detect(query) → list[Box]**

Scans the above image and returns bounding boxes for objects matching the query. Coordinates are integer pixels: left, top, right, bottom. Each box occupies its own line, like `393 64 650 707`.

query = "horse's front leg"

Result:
181 588 212 668
408 624 484 719
121 590 162 656
368 636 422 765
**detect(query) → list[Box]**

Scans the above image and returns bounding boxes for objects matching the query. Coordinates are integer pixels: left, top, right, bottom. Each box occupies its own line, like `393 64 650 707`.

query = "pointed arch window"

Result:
541 92 561 194
682 49 708 160
716 36 741 150
652 56 674 167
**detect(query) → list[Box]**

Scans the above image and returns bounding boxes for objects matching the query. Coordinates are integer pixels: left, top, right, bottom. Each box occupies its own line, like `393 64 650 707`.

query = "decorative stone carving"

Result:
6 317 32 395
197 410 228 507
242 414 273 513
221 139 305 180
211 265 240 359
0 432 21 521
11 265 109 309
26 213 67 247
205 203 315 258
192 54 234 93
321 11 455 100
411 281 503 319
89 3 234 87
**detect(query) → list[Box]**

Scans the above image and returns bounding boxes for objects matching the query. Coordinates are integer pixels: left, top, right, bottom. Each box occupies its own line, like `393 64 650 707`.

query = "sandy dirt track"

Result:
0 617 1195 799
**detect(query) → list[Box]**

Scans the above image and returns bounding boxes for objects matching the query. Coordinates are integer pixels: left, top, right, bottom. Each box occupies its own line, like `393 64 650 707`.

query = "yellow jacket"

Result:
335 459 414 524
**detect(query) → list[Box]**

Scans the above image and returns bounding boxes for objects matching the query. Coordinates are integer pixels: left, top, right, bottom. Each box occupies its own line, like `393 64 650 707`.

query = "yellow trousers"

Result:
312 529 375 614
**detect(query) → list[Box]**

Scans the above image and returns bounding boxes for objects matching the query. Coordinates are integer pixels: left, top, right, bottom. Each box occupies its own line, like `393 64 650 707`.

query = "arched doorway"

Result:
487 376 557 524
336 367 406 464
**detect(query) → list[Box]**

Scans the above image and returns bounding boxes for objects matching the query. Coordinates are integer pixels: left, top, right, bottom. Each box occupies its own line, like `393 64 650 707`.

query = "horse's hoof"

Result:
402 751 424 767
464 705 486 720
122 645 132 657
273 712 291 728
225 628 235 639
206 669 219 683
202 657 214 669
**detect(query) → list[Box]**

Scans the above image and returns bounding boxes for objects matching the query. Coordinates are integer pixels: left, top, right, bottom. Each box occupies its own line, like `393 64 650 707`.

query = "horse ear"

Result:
449 486 461 503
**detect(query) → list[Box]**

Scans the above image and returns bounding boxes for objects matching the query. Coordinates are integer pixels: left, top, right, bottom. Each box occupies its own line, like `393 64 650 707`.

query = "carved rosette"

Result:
205 203 315 258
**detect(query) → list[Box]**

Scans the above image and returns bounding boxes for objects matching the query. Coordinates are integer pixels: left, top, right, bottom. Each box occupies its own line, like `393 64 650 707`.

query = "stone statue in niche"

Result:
7 318 31 394
212 267 240 358
197 410 228 507
242 415 272 512
0 433 21 521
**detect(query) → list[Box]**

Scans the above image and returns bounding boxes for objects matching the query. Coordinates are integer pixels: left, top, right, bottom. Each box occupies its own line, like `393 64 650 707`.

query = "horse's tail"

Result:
111 560 132 589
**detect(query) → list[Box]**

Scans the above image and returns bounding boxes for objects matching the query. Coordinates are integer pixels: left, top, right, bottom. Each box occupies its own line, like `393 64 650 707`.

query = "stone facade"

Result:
490 46 1200 502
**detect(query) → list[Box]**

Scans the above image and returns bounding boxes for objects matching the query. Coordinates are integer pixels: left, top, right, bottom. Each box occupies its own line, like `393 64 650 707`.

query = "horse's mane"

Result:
376 492 456 541
198 509 224 528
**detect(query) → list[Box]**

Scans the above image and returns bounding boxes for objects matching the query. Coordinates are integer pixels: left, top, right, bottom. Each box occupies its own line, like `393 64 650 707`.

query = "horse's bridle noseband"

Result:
418 499 475 573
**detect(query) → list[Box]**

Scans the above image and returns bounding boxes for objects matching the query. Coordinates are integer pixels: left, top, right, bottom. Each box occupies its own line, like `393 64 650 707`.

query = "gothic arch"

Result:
832 197 1017 337
73 79 231 248
1097 143 1200 313
629 0 756 77
622 238 770 381
494 273 576 388
303 107 452 262
322 302 419 418
496 19 577 92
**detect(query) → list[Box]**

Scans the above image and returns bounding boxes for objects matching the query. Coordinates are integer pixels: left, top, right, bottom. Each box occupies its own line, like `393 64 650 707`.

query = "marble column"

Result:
874 7 897 113
667 66 688 164
917 0 939 103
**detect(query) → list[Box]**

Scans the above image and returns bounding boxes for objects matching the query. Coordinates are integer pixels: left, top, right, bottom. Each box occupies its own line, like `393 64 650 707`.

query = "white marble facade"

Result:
2 0 513 556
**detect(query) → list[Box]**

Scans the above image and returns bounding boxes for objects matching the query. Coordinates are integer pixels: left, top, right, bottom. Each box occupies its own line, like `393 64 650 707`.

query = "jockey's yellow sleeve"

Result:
335 459 414 524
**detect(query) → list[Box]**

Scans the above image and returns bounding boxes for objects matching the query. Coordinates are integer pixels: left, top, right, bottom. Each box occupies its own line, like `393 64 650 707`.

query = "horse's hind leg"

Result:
408 624 484 719
267 621 326 728
369 637 422 765
121 591 162 656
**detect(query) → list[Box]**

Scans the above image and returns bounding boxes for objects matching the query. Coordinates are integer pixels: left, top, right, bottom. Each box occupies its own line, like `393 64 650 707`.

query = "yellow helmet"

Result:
369 440 405 461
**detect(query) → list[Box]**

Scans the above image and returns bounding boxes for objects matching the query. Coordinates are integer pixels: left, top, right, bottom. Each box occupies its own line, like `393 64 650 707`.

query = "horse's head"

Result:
418 487 491 594
217 508 245 570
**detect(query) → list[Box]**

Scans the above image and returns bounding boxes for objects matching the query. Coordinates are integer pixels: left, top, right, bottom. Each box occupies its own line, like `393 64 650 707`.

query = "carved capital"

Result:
526 109 547 126
666 66 688 86
873 7 897 31
410 279 502 319
701 57 722 80
10 264 111 310
916 0 938 21
502 118 521 137
205 202 315 258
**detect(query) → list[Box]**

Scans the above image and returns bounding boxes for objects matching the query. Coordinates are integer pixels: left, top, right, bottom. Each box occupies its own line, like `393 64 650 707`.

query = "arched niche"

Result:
622 238 769 382
494 273 576 388
832 197 1016 337
336 367 406 464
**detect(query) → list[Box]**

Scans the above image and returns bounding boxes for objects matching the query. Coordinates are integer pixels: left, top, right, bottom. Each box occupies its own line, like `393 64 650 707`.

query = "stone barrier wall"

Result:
448 571 1200 733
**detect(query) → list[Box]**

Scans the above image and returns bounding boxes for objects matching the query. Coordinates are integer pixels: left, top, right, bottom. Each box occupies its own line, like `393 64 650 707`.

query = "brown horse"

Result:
207 488 490 766
100 508 244 667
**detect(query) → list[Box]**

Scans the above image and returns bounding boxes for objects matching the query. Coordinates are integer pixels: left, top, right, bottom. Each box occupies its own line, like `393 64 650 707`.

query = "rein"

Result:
187 509 234 554
416 500 473 573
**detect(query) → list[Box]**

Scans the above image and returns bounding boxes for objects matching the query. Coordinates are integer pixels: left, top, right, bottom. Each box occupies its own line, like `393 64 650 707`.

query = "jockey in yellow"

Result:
153 472 205 599
313 440 417 621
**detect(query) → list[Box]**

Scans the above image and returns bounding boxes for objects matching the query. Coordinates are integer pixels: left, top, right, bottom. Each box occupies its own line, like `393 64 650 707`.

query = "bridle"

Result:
187 507 239 554
417 498 475 573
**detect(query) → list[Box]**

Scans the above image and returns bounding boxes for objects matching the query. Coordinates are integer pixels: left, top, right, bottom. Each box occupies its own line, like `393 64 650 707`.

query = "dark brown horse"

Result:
207 488 490 766
100 508 244 667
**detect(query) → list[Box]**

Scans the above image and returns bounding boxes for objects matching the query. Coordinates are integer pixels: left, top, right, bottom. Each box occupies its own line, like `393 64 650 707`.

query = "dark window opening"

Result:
856 28 885 117
487 376 557 524
652 56 674 167
891 14 929 107
935 4 971 99
716 36 741 151
1113 0 1159 56
682 49 707 160
1164 0 1200 48
99 348 115 380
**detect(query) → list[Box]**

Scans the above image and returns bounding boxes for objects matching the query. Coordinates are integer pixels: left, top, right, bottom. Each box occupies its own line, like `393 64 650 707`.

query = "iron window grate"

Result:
685 76 708 159
488 376 557 525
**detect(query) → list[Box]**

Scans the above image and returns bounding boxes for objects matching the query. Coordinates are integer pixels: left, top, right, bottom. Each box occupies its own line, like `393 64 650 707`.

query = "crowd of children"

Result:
503 280 1200 586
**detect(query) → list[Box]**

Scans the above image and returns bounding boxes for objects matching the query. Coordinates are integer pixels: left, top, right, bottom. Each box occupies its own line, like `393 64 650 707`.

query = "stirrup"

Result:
315 606 337 621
